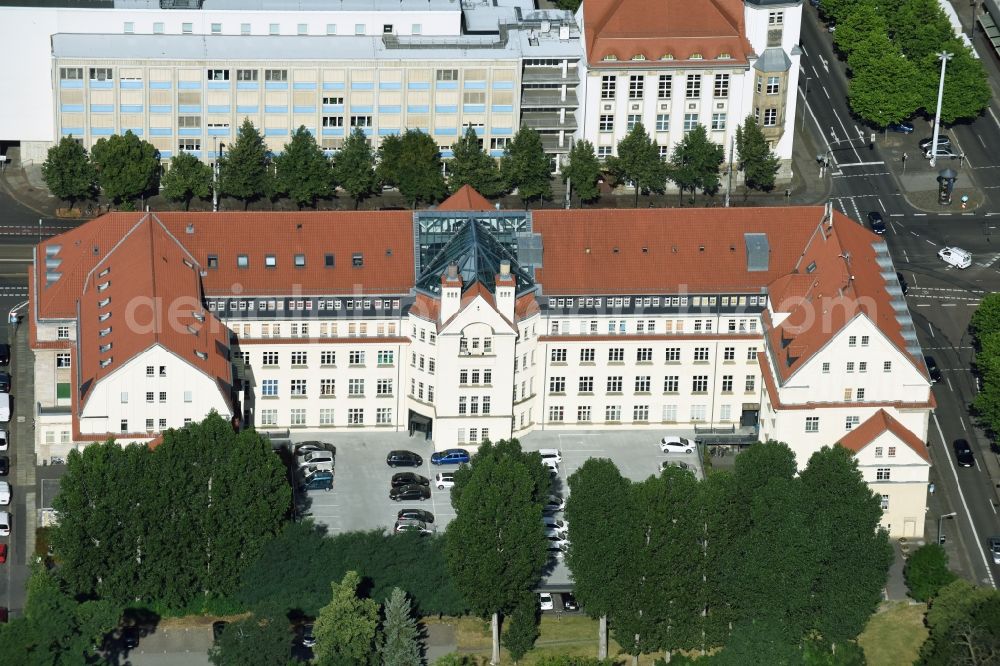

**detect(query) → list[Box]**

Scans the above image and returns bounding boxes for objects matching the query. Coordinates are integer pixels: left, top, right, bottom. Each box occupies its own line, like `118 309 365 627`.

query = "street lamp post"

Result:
937 511 957 545
800 76 812 132
929 51 953 168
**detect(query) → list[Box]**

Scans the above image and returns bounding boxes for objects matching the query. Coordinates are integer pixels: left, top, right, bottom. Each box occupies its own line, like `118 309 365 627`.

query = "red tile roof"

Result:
76 216 232 409
837 409 930 463
438 185 495 212
582 0 751 65
531 206 824 294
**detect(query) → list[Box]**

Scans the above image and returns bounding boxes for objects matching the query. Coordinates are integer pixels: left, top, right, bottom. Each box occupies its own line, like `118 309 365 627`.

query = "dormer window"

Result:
602 54 618 61
207 254 219 269
97 281 110 292
325 253 335 268
690 53 703 60
631 54 646 61
98 312 111 322
194 350 208 360
193 311 205 322
98 267 110 278
295 254 306 267
98 297 110 308
265 255 277 268
661 53 674 60
99 357 113 368
237 254 249 268
99 343 112 353
99 327 112 337
718 52 732 60
352 253 363 267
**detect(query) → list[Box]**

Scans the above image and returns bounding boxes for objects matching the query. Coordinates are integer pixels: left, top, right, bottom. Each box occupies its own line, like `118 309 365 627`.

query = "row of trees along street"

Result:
971 293 1000 436
2 415 957 664
40 116 780 214
824 0 990 127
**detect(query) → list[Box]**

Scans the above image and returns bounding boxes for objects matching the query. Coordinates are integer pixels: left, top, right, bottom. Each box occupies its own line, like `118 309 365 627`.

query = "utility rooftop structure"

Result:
30 191 928 537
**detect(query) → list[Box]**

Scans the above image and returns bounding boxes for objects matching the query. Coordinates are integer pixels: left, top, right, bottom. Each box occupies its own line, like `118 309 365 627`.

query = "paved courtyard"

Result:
288 428 705 587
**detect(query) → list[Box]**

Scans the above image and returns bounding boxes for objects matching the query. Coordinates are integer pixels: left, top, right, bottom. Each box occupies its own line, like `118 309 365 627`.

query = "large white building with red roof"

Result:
30 188 930 536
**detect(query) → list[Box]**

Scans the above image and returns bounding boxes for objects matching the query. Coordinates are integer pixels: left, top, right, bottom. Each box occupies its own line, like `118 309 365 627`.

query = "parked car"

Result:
919 135 951 151
543 495 565 514
0 510 11 536
538 448 562 470
886 122 914 134
660 460 691 472
867 211 886 234
539 592 554 611
435 472 455 489
925 356 942 383
386 450 423 467
121 626 140 650
0 372 9 393
561 592 579 611
212 621 228 644
430 448 471 465
390 484 431 502
0 543 7 564
545 528 568 544
394 519 434 535
296 449 334 471
397 508 434 524
542 516 567 532
0 481 10 505
659 436 695 454
391 472 429 488
0 428 6 452
954 439 975 468
298 469 334 492
0 344 9 366
896 271 908 294
938 246 972 269
294 440 336 456
924 146 961 160
0 457 8 477
547 542 568 559
299 623 316 648
988 537 1000 564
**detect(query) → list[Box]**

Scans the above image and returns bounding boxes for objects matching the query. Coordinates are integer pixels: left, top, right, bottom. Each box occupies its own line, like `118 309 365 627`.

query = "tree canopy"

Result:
378 130 447 207
208 615 292 666
334 128 379 208
313 570 379 666
735 116 780 195
669 124 724 204
41 136 96 209
273 125 334 208
500 128 552 206
377 588 422 666
605 123 668 206
847 35 923 127
560 139 602 205
90 130 160 208
218 119 273 209
918 579 1000 664
161 151 213 210
448 126 504 198
904 544 958 602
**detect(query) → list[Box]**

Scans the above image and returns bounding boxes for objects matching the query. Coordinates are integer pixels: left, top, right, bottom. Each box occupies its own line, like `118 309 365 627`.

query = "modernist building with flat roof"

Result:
29 189 930 536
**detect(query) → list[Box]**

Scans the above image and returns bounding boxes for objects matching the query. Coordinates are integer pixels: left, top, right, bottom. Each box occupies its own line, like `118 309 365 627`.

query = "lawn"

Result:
857 601 928 666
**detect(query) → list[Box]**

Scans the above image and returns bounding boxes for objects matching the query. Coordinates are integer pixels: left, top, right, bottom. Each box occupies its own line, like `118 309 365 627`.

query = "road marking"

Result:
822 85 830 99
946 376 953 391
914 213 927 217
990 106 1000 131
878 197 886 212
902 249 910 262
932 412 996 588
926 239 937 246
991 500 997 515
837 161 886 167
929 324 935 338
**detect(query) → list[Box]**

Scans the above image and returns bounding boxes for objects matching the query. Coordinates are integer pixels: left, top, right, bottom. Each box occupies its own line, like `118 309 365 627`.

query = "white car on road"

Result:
659 436 696 454
938 247 972 269
435 472 455 490
539 592 554 611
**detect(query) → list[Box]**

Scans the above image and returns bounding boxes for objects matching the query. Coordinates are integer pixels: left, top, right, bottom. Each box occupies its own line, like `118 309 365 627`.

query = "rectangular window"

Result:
845 416 860 430
665 348 680 362
348 378 365 395
805 416 819 433
685 74 701 98
298 23 308 35
322 116 343 127
264 69 288 81
290 379 307 396
721 375 733 392
599 115 614 132
349 351 365 365
766 76 780 95
355 24 365 35
626 114 641 130
684 113 699 132
178 138 201 152
711 113 727 131
261 379 278 396
578 406 591 422
607 376 623 392
260 409 278 426
606 405 621 421
182 22 193 34
633 405 649 421
655 114 670 132
635 376 651 392
290 409 307 426
154 22 164 34
714 74 730 98
290 351 307 366
436 69 459 81
763 108 778 126
628 75 644 99
822 362 830 373
376 407 393 424
597 146 612 159
549 406 564 422
694 347 709 361
857 388 866 401
321 379 335 396
578 376 594 393
348 408 364 424
876 468 891 481
859 362 868 373
637 348 653 362
158 391 167 403
600 75 616 99
847 362 855 373
849 336 857 347
664 375 679 392
146 392 154 403
657 75 671 99
861 335 870 346
377 379 393 395
745 375 756 392
237 69 258 81
207 69 230 81
692 376 708 392
350 116 373 127
609 348 624 362
319 408 335 425
549 377 566 394
769 10 784 24
580 348 595 362
551 348 567 363
241 23 250 35
723 347 735 361
57 352 71 368
262 351 279 366
269 23 280 35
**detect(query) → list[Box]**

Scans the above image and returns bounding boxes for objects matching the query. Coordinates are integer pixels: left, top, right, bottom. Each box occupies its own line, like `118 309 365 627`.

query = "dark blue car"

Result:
887 122 914 134
430 448 471 465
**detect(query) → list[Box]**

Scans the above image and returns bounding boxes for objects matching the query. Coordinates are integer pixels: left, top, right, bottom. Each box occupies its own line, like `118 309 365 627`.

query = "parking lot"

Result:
287 429 704 586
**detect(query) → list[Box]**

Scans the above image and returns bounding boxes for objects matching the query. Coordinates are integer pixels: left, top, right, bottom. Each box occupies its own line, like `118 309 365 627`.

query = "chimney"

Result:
495 261 516 321
439 263 463 323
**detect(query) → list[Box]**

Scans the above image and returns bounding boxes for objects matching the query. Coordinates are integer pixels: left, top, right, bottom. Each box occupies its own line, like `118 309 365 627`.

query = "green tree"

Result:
41 136 96 209
445 440 549 664
669 124 724 204
377 587 422 666
500 127 552 206
560 139 602 206
891 0 955 61
378 130 447 207
832 1 887 58
448 126 504 197
972 293 1000 341
90 130 161 209
918 579 1000 664
501 594 540 663
533 659 617 666
334 128 379 209
798 445 893 644
917 42 992 125
734 115 781 196
218 118 272 210
553 0 581 10
273 125 334 208
207 615 292 666
847 35 923 127
605 122 668 206
314 571 379 666
161 151 213 210
565 458 634 658
904 544 957 602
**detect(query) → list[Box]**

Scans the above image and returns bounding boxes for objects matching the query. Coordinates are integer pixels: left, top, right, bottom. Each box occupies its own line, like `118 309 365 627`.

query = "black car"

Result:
212 621 228 643
925 356 942 383
867 211 886 234
0 372 9 393
121 626 140 650
0 457 7 476
954 439 975 468
386 450 423 467
397 508 434 523
391 472 429 488
390 484 431 502
0 344 9 366
561 592 579 611
896 271 908 294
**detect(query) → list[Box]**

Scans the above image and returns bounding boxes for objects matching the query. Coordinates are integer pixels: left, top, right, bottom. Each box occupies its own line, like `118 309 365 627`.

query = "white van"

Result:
0 393 9 423
0 510 10 536
938 247 972 269
538 448 562 470
0 481 9 506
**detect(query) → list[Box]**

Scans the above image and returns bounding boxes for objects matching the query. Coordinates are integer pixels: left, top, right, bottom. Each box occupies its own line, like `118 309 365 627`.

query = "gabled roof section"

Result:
582 0 751 65
416 219 536 296
837 409 930 463
77 215 231 406
765 212 925 383
437 185 495 212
